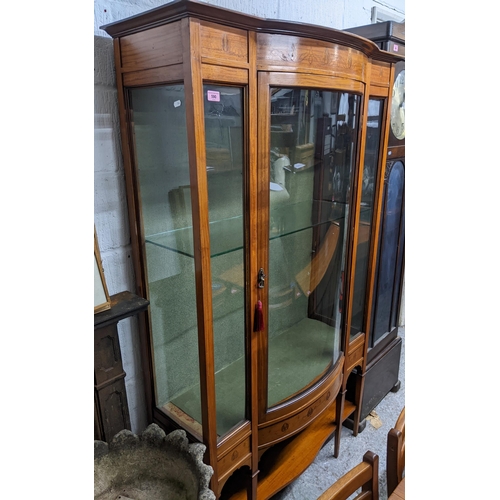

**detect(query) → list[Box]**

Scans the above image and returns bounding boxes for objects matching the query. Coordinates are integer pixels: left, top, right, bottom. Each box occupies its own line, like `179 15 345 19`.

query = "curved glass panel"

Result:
130 85 203 435
351 98 384 337
267 89 359 407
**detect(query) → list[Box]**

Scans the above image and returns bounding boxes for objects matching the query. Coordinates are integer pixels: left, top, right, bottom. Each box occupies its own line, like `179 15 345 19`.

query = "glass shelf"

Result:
145 199 347 258
146 215 244 259
270 199 347 240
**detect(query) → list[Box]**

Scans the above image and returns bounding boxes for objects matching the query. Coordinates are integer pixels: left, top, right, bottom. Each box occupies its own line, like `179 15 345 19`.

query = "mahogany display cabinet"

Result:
345 21 405 428
101 2 403 498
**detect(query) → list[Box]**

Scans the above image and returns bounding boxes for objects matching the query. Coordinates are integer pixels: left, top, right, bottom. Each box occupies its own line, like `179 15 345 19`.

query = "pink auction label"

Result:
394 44 399 52
207 90 220 102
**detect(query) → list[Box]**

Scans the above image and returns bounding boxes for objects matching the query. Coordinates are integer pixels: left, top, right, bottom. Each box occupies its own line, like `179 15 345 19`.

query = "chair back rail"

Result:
387 406 405 496
317 451 379 500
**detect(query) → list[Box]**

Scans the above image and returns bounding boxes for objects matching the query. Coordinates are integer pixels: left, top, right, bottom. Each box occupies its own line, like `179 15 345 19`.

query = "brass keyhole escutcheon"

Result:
258 268 266 289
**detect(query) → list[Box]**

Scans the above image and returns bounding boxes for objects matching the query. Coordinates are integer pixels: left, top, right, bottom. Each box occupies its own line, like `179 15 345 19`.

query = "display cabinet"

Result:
101 2 403 498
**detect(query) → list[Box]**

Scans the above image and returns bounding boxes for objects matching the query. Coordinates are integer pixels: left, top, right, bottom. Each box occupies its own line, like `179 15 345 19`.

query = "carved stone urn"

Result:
94 424 215 500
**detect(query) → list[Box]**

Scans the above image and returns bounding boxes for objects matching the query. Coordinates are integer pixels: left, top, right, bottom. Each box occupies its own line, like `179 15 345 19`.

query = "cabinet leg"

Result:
342 417 367 433
350 371 365 437
351 413 361 437
390 380 401 393
246 469 258 500
333 390 345 458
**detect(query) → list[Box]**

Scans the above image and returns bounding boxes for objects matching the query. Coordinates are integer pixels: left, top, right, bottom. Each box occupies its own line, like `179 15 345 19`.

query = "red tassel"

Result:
254 300 264 332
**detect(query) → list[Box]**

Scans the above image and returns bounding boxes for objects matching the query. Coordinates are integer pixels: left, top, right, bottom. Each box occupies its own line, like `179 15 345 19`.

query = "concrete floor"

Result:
270 326 405 500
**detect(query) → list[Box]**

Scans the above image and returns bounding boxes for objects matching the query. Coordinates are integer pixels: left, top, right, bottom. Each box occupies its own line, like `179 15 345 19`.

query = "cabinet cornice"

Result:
101 0 402 64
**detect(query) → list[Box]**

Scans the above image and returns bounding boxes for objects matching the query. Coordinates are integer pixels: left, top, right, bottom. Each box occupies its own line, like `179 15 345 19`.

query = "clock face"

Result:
390 69 405 140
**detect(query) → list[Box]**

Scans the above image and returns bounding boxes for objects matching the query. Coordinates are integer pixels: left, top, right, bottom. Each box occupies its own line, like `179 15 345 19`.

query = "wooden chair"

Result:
386 406 405 497
317 451 379 500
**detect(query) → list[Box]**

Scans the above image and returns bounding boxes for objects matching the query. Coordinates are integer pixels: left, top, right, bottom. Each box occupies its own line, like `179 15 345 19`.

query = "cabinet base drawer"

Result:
258 372 341 449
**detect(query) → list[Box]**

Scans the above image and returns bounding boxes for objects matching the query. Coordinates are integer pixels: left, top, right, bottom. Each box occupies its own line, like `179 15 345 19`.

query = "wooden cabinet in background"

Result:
101 2 403 498
94 291 149 442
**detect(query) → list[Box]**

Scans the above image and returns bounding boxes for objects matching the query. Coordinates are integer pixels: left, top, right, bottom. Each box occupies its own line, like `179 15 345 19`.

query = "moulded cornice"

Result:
100 0 403 63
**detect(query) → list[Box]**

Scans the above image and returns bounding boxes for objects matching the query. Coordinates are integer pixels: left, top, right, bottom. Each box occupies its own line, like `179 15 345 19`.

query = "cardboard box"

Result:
294 142 315 169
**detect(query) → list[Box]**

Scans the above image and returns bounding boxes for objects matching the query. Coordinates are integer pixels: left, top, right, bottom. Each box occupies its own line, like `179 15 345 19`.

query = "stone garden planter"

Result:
94 424 215 500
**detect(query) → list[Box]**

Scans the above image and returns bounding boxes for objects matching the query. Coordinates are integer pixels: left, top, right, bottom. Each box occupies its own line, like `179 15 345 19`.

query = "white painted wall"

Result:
94 0 405 434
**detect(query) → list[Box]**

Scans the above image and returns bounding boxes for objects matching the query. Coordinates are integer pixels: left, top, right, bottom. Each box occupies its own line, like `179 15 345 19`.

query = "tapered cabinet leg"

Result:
333 390 345 458
249 470 258 500
351 373 365 437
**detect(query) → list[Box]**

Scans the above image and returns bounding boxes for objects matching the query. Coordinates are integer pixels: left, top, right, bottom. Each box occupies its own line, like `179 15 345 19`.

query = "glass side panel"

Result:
267 89 359 407
350 98 384 338
152 85 247 439
206 85 246 437
129 85 203 435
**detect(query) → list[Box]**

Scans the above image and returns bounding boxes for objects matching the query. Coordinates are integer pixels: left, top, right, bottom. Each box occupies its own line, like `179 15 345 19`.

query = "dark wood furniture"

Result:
346 21 404 57
388 477 405 500
344 21 405 429
387 406 405 497
101 2 403 498
94 291 149 442
317 451 379 500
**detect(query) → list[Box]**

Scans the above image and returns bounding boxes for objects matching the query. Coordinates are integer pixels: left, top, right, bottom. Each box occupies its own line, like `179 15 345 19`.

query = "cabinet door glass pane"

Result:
351 98 384 337
267 89 358 407
204 84 246 437
371 160 405 344
130 85 203 434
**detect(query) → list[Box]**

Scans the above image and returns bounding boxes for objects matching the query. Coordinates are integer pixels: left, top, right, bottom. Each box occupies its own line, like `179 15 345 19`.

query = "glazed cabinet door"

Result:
350 97 386 340
370 158 405 345
257 72 363 425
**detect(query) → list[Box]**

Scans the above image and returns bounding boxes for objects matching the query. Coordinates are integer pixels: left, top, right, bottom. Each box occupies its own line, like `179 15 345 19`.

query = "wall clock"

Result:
390 67 405 139
389 60 405 147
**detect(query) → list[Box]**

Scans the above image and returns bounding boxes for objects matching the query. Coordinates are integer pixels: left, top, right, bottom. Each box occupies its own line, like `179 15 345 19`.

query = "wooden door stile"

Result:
112 37 158 424
182 16 219 492
256 70 271 424
247 29 260 500
339 63 371 444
